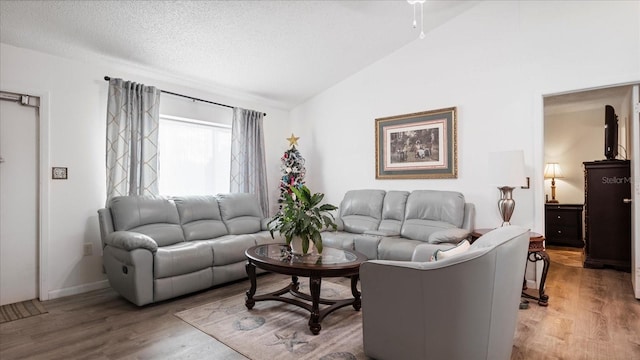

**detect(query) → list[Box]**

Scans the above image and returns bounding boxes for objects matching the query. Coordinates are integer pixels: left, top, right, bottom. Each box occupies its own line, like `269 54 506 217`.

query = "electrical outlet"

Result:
83 243 93 256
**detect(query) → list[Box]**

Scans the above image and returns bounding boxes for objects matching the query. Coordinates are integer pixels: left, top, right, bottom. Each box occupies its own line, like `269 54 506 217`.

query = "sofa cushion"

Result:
431 239 471 261
400 190 466 241
217 193 263 234
405 190 466 226
109 195 184 247
377 237 424 261
173 195 229 241
339 190 386 233
154 241 213 278
353 234 384 260
401 220 457 242
154 268 213 302
320 231 357 250
249 231 284 246
378 191 409 235
206 234 257 266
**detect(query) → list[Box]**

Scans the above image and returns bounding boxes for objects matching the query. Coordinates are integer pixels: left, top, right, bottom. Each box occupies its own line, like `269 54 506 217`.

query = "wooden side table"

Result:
471 228 550 307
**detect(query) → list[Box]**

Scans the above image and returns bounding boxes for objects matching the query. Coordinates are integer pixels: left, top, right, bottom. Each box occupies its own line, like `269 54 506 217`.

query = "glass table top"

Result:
253 244 360 266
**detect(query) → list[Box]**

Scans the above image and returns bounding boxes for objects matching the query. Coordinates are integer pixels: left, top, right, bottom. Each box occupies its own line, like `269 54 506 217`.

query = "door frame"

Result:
631 85 640 298
0 86 50 301
534 79 639 297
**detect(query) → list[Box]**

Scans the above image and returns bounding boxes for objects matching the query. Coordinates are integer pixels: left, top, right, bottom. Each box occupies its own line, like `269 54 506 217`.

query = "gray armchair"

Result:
360 226 530 360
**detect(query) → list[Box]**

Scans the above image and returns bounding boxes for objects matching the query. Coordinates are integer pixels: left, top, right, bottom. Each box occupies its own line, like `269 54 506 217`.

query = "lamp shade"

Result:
544 163 564 179
488 150 527 187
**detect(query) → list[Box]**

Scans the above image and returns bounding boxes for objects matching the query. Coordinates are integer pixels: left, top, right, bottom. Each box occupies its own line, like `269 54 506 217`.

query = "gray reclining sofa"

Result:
97 193 283 306
321 189 475 261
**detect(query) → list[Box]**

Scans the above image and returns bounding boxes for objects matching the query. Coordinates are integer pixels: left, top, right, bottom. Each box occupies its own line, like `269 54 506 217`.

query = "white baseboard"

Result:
635 266 640 299
525 279 538 290
524 260 541 290
47 279 110 300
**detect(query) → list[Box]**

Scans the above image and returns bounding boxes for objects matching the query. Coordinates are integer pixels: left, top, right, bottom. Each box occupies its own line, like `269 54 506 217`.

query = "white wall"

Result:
291 0 640 232
0 43 291 299
544 108 608 204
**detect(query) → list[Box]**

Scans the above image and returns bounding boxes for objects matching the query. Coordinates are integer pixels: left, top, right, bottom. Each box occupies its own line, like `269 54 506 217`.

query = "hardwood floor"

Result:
0 276 257 360
512 247 640 360
1 248 639 359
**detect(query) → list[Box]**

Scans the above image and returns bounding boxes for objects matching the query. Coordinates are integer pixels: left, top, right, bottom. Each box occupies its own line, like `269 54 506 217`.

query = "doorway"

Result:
544 86 633 205
0 91 40 305
542 83 639 298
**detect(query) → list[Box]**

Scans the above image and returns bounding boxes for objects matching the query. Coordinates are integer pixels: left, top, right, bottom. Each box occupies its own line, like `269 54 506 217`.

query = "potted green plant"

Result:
268 185 338 255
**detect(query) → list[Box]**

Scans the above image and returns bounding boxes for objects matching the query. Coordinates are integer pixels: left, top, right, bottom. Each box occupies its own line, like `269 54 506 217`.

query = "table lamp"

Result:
544 163 564 203
489 150 527 226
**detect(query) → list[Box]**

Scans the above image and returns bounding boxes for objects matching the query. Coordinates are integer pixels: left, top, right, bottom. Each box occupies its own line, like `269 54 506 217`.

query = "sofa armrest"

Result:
462 202 475 231
359 256 484 359
427 228 470 244
411 245 432 262
334 217 344 231
104 231 158 253
261 218 271 231
97 208 114 248
363 248 486 270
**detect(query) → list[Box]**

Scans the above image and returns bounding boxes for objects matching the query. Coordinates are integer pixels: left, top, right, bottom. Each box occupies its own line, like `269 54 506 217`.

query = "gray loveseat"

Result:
97 193 283 306
321 189 475 261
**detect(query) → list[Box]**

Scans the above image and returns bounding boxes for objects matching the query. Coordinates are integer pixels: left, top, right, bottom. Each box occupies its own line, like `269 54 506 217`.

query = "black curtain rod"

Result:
103 76 266 116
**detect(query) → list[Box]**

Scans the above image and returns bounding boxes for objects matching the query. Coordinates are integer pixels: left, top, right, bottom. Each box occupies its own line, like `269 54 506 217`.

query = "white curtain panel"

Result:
105 78 161 203
230 108 269 216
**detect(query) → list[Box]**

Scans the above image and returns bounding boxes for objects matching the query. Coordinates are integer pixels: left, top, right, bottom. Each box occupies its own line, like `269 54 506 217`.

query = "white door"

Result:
0 94 39 305
632 85 640 299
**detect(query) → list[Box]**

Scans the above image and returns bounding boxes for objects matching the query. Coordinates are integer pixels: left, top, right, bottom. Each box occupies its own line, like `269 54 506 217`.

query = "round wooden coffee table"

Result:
245 244 367 335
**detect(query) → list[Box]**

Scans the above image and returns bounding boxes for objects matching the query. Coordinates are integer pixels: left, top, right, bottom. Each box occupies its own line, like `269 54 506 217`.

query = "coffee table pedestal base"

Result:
245 262 361 335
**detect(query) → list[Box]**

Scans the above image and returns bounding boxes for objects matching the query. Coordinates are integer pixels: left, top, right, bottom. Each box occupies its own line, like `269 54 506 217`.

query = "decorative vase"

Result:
497 186 515 227
289 237 316 256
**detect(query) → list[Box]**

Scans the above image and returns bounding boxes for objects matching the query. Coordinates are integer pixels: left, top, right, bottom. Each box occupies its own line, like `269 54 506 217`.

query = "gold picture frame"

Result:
375 107 457 179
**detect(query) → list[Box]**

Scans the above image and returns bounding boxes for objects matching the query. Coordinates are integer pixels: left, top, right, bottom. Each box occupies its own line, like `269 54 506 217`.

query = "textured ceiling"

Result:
0 0 477 109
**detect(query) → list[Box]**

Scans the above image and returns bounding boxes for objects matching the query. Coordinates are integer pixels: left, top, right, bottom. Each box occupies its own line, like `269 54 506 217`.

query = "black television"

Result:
604 105 618 160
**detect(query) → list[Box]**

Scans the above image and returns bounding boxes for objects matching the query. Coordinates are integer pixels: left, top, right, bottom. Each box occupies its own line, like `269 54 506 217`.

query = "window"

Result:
158 115 231 196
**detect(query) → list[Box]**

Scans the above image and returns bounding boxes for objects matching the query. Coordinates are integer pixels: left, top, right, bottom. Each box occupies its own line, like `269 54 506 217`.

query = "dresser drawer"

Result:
546 224 580 240
545 210 577 226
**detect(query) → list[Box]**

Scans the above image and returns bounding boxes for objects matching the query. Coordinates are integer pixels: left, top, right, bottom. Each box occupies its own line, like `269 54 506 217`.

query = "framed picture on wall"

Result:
375 107 457 179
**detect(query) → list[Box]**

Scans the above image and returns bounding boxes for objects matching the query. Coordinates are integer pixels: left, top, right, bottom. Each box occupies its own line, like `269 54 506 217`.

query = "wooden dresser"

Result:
544 204 584 248
583 160 631 271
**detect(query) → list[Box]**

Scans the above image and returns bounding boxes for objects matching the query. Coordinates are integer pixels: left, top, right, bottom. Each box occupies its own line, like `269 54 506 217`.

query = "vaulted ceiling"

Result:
0 0 478 109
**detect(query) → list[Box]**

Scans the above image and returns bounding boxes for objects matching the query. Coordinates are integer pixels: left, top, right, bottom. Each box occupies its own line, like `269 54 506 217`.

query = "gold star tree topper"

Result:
286 133 300 147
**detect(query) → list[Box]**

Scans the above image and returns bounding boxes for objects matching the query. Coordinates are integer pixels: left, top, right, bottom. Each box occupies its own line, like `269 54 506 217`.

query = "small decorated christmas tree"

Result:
277 134 306 206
